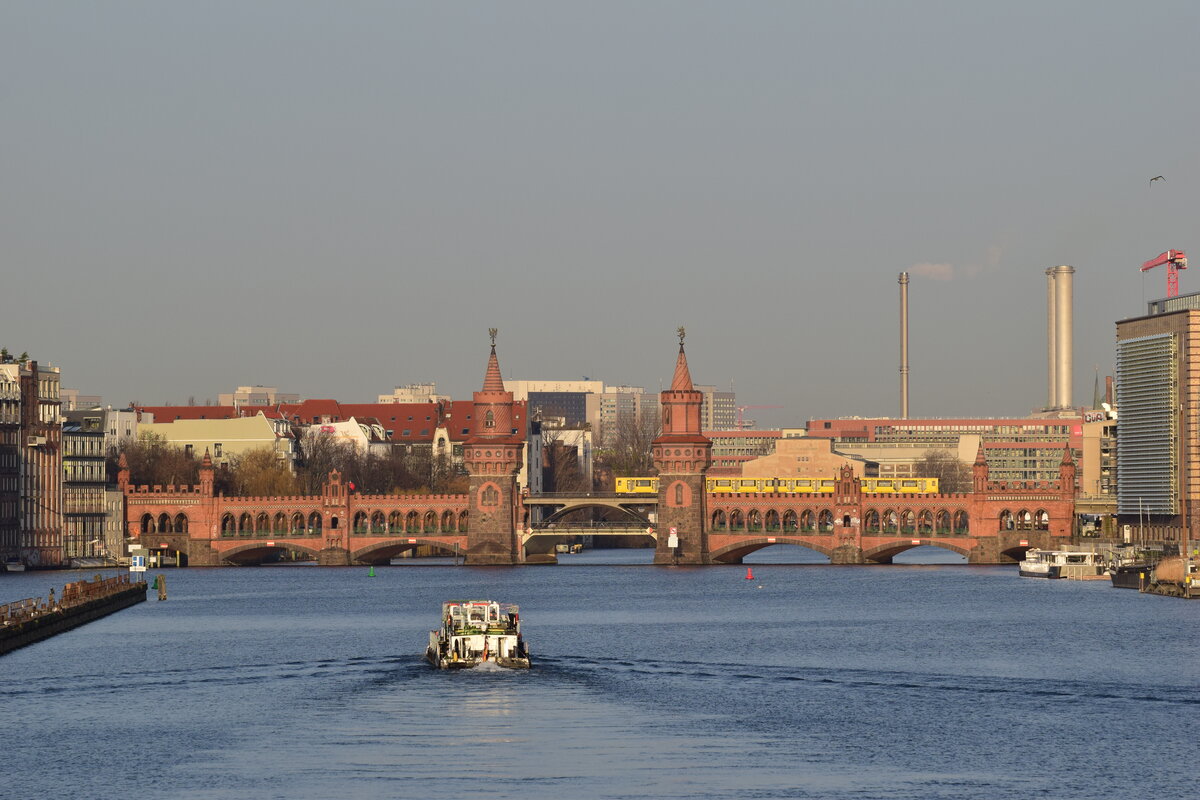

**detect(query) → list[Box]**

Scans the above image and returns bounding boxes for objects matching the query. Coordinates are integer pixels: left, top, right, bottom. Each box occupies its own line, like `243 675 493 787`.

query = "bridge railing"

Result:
529 521 651 531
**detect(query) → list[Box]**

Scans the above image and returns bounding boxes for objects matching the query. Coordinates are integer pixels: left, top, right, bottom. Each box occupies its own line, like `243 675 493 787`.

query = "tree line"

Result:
110 431 468 497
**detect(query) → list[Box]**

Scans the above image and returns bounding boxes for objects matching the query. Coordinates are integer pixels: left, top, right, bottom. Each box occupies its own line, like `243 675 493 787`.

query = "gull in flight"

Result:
1150 175 1165 185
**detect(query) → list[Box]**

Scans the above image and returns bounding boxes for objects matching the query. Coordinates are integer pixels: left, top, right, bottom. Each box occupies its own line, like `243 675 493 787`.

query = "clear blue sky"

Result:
3 2 1197 424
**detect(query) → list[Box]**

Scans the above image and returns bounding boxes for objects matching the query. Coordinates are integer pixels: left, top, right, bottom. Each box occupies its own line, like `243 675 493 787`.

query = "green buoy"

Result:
368 566 376 577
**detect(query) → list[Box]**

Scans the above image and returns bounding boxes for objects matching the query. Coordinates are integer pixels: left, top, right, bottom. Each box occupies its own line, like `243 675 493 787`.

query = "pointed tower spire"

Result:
972 442 989 494
482 328 505 392
671 327 694 391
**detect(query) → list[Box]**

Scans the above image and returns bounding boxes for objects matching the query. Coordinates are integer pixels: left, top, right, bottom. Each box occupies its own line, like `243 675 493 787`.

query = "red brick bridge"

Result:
121 337 1076 567
122 457 472 566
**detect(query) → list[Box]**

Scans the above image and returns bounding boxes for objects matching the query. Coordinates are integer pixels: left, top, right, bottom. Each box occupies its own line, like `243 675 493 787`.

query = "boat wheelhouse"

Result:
425 600 530 669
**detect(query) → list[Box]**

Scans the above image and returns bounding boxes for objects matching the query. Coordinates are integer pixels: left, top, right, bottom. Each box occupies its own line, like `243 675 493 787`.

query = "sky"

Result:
3 1 1198 427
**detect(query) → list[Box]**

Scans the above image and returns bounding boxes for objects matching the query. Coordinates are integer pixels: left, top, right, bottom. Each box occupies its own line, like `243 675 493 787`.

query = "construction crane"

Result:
735 405 783 430
1141 250 1188 298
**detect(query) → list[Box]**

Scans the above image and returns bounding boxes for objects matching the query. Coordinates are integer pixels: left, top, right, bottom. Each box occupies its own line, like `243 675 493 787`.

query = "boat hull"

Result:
425 648 531 670
1110 565 1149 590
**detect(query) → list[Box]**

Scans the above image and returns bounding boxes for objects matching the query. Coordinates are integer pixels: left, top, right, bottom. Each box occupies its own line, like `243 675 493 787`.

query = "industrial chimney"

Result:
1046 268 1057 410
1052 265 1075 409
899 272 909 418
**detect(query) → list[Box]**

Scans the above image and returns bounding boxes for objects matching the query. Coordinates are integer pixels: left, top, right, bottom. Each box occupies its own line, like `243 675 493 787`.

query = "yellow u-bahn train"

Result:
614 477 939 495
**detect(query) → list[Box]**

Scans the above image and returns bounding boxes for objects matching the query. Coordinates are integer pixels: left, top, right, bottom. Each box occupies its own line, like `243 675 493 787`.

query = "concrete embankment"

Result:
0 574 148 655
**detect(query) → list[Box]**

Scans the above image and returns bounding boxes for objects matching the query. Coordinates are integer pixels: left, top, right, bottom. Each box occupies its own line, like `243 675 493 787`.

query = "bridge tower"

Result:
652 330 712 565
830 464 865 563
463 331 524 565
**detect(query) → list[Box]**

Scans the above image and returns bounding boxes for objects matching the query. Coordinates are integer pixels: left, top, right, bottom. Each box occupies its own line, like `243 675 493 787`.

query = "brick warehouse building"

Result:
125 336 1077 566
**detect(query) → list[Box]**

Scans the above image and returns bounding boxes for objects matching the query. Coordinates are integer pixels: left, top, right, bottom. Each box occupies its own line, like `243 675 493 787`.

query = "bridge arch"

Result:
221 541 321 565
709 536 834 564
861 539 973 564
711 509 726 530
352 537 461 565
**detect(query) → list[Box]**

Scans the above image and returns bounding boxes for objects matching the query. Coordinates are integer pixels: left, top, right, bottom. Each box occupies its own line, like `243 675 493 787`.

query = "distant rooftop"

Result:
1146 290 1200 317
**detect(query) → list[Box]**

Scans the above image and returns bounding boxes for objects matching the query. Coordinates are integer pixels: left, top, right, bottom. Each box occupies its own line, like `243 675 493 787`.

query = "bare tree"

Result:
915 449 971 493
541 428 590 493
225 447 299 497
595 409 661 478
110 431 200 487
295 430 357 495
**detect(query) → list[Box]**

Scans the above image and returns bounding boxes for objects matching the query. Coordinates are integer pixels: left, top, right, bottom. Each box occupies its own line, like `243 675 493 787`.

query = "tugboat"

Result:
426 600 530 669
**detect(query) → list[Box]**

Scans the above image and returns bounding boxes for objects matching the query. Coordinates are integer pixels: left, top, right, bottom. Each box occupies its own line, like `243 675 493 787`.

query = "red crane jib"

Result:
1141 250 1188 271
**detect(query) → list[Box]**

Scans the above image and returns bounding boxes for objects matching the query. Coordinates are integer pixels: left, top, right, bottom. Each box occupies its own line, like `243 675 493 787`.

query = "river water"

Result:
2 548 1197 800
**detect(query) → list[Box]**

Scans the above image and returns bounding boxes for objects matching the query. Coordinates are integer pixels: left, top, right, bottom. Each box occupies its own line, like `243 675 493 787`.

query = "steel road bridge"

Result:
522 492 656 522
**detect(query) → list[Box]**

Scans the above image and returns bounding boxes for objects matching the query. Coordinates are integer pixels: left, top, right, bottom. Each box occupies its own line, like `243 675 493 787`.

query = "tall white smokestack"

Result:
1053 265 1075 409
1046 268 1057 410
899 272 909 418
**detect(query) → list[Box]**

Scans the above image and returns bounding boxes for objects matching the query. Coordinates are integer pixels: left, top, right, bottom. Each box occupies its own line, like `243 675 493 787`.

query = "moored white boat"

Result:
1019 549 1106 579
1018 550 1056 578
426 600 530 669
3 557 26 573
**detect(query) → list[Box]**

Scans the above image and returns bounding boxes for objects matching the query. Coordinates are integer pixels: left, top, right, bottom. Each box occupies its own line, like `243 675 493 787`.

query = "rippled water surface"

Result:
3 550 1197 800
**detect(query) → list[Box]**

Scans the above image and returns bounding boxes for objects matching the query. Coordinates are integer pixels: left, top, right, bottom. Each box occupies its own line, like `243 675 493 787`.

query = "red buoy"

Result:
745 567 754 580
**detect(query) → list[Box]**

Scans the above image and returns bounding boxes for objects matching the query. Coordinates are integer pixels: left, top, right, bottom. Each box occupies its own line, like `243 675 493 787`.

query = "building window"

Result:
214 443 222 458
485 410 495 429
